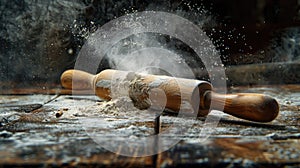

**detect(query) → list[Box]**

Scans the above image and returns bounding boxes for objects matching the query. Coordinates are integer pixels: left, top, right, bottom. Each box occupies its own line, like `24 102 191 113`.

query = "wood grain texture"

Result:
205 92 279 122
0 86 299 167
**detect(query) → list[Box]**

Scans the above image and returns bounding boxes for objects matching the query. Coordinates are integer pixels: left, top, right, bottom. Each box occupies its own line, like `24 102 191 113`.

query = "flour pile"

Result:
80 96 157 119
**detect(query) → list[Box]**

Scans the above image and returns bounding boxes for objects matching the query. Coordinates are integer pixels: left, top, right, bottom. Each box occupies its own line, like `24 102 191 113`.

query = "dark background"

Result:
1 0 300 87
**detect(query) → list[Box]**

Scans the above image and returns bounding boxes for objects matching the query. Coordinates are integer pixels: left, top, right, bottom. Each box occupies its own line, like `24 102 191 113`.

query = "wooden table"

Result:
0 85 299 167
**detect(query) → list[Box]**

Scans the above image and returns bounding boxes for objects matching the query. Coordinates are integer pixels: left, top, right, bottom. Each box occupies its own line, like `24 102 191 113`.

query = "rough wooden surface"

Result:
226 62 300 85
0 85 299 167
1 62 300 96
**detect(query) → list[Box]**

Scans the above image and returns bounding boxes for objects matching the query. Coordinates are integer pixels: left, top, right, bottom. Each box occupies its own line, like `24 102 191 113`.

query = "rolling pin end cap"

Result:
261 96 280 122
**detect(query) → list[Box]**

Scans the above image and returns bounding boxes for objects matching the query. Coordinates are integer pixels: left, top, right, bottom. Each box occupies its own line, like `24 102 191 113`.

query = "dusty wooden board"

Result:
0 95 154 167
0 85 299 167
225 62 300 85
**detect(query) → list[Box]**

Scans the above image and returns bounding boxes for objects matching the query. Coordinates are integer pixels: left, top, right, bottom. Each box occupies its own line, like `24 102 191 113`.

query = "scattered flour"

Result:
80 96 155 119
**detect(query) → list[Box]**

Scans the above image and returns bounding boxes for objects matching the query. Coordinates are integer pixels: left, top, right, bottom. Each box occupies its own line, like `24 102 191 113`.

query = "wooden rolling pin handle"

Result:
204 91 279 122
60 69 95 90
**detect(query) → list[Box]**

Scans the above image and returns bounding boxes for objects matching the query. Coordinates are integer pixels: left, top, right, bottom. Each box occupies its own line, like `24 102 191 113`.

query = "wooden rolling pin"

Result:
61 69 279 122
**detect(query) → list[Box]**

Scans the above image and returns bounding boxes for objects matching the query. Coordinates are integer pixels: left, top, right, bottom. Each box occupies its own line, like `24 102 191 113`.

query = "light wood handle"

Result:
61 69 95 90
204 92 279 122
60 69 279 122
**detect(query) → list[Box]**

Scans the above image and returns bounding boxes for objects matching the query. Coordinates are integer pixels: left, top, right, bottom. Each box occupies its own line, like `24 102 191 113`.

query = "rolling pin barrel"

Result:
61 69 212 116
61 69 279 122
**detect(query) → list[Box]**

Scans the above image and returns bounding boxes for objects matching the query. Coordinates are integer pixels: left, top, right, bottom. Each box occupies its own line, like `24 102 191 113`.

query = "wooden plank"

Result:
226 62 300 85
0 85 299 167
0 63 300 95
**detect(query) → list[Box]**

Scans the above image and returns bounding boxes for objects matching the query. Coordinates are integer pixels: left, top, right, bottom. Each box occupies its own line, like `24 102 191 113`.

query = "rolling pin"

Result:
61 69 279 122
